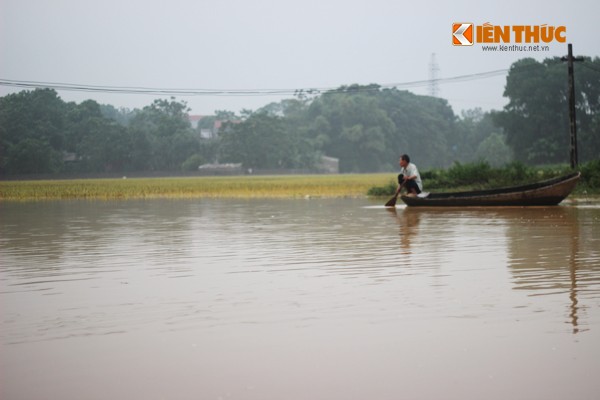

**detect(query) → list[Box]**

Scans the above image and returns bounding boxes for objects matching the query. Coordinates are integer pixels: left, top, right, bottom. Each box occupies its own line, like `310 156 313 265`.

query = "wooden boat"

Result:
400 172 581 207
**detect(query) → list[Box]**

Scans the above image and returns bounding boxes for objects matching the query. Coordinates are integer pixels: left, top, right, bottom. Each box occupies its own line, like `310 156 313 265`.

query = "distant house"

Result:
62 152 79 163
198 163 243 175
188 115 235 139
199 129 214 139
318 156 339 174
188 115 204 129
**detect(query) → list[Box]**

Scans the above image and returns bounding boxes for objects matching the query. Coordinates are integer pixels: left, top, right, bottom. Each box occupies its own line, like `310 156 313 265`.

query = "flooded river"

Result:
1 199 599 400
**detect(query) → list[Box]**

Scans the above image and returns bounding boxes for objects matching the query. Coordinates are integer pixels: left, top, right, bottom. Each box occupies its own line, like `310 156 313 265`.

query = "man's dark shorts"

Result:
398 174 421 194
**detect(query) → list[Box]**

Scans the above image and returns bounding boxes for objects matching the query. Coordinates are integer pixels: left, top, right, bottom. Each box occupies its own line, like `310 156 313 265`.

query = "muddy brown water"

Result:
1 199 599 400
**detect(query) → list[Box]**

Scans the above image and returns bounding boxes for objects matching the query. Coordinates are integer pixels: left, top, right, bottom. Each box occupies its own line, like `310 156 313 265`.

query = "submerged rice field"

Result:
0 174 393 201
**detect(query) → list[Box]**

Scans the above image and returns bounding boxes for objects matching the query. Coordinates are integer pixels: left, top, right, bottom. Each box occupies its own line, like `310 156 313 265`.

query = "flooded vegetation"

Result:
3 159 599 202
0 174 390 201
2 199 599 399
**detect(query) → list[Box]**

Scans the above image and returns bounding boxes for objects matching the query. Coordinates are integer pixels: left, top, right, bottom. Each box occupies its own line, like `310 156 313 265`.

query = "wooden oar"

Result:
384 182 403 207
384 194 398 207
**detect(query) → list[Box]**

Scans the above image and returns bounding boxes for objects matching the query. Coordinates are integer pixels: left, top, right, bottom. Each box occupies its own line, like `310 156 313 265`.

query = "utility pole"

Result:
561 43 584 169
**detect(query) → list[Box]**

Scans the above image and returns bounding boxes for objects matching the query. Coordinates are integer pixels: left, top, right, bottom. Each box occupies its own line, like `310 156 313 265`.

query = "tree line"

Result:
1 55 598 176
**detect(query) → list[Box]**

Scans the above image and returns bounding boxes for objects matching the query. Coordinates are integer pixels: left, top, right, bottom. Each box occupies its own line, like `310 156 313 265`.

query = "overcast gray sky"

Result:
1 0 599 116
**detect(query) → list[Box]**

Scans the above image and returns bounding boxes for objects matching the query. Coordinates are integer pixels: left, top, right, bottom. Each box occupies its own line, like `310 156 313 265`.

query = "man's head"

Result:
399 154 410 168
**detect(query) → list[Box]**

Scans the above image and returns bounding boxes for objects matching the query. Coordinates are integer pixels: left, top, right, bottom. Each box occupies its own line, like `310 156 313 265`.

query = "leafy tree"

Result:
453 109 486 158
126 124 153 171
269 98 321 169
474 132 513 167
306 85 397 172
309 86 457 171
137 98 192 138
61 100 130 172
99 104 136 126
580 113 600 161
577 60 600 161
494 56 600 164
219 111 310 169
380 90 454 169
0 89 68 173
127 98 198 170
214 110 237 122
152 133 200 170
3 138 63 174
452 108 508 165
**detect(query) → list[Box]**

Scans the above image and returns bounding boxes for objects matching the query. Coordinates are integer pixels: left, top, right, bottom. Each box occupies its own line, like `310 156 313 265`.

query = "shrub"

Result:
447 160 492 185
502 161 533 182
580 159 600 189
367 181 396 196
181 154 205 171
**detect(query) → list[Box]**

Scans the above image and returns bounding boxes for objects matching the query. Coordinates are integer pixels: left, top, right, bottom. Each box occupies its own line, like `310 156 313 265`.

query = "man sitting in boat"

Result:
396 154 423 197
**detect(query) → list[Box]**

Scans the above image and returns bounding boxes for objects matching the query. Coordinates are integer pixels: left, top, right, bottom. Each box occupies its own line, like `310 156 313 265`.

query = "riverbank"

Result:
2 166 598 201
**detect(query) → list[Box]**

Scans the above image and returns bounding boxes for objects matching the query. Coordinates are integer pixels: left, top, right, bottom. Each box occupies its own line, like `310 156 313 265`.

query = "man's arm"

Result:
403 165 417 181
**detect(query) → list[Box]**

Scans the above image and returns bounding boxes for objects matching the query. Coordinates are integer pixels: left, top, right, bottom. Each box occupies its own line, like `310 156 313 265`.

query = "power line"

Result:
0 69 509 98
580 62 600 74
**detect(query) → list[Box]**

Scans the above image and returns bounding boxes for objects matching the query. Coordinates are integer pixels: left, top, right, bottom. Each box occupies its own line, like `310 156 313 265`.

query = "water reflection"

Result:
386 207 421 254
1 199 600 400
2 201 599 336
502 206 595 334
386 205 600 335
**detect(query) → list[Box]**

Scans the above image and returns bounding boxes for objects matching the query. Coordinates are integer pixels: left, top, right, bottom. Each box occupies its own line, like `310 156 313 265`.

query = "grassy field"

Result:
0 174 394 201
